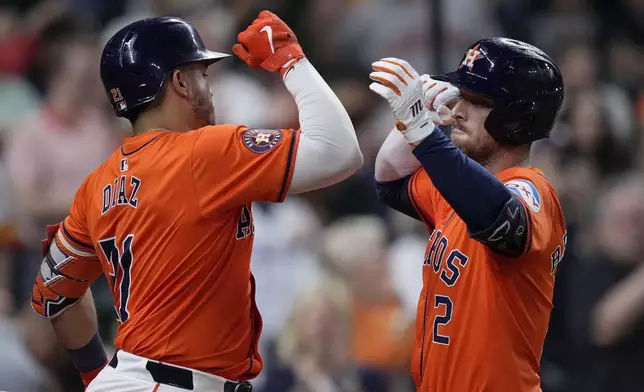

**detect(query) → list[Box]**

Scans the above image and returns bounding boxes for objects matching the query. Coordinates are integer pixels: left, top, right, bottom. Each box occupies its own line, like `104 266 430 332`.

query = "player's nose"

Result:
451 98 467 120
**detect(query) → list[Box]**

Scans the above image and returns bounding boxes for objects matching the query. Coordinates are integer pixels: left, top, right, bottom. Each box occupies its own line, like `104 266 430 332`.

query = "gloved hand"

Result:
232 10 305 77
369 57 434 145
420 74 460 126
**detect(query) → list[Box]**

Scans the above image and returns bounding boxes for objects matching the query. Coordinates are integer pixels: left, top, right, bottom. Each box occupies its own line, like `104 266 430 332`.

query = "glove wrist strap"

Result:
280 57 304 77
261 44 305 76
397 118 435 146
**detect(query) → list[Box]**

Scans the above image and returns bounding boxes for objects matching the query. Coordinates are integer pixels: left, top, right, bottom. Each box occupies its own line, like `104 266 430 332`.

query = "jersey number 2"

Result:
433 295 453 345
99 235 134 323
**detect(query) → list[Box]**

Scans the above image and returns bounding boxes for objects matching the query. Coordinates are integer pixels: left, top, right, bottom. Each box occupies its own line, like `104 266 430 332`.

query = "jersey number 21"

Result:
99 235 134 323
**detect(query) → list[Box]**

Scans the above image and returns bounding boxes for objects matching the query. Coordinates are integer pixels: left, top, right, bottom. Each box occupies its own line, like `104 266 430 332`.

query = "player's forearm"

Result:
375 128 422 182
51 291 108 378
412 130 512 233
51 290 99 348
285 59 363 194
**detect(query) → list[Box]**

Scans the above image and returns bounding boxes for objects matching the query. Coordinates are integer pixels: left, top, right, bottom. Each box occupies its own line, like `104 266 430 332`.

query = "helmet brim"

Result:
432 71 495 100
432 71 464 85
196 50 232 65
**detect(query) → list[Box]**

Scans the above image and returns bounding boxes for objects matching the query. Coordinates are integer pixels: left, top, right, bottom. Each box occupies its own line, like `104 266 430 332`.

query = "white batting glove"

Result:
369 57 434 145
420 74 460 126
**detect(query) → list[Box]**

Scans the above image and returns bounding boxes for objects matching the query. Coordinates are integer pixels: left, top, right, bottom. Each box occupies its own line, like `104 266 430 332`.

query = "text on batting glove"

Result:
232 10 305 77
369 57 434 145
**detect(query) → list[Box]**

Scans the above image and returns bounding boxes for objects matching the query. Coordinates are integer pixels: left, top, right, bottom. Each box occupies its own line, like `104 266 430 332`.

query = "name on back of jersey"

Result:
102 174 142 215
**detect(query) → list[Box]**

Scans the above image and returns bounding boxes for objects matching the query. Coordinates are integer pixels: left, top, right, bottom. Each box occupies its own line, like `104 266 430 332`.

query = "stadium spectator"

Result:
5 12 118 243
259 281 360 392
567 175 644 392
322 216 415 392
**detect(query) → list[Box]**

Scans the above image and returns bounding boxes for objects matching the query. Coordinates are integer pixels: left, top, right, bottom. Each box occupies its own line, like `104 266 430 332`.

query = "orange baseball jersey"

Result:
32 125 300 380
407 166 566 392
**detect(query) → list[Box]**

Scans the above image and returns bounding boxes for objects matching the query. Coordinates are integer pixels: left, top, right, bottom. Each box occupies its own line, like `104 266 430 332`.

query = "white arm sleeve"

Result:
284 60 363 195
374 128 422 182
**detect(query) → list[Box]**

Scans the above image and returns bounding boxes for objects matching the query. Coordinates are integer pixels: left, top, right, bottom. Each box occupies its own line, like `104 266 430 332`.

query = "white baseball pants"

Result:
87 350 248 392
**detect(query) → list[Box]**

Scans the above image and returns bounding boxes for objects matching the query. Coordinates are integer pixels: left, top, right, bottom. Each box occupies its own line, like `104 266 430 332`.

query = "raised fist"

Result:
232 10 305 77
369 57 434 145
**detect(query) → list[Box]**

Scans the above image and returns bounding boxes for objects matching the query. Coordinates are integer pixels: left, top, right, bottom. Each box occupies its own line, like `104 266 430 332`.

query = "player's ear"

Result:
170 68 190 99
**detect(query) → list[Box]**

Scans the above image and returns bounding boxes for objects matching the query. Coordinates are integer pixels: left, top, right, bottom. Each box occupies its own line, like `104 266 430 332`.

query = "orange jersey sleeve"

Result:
408 169 444 228
190 125 300 213
31 177 103 318
500 168 566 259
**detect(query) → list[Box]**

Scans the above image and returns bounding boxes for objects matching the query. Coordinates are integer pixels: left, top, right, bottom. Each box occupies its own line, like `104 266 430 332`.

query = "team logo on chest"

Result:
242 129 283 154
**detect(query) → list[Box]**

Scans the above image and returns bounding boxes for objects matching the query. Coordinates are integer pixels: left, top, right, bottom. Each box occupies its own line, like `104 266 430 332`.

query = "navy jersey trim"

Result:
61 221 93 249
121 132 170 156
276 130 299 202
520 201 533 256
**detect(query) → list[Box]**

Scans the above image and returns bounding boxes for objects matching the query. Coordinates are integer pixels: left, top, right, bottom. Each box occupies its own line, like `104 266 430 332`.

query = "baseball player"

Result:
31 12 362 392
371 38 566 391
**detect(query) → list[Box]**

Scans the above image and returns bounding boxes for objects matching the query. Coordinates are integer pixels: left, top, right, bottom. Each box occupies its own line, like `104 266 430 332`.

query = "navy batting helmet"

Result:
100 17 230 119
433 37 564 145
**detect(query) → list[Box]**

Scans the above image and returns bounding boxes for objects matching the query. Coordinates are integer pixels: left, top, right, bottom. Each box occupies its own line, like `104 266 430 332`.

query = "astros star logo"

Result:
242 129 284 153
460 44 484 71
253 133 271 144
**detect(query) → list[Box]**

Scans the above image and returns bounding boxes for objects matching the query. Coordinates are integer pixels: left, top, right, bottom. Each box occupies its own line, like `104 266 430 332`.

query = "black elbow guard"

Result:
469 195 529 257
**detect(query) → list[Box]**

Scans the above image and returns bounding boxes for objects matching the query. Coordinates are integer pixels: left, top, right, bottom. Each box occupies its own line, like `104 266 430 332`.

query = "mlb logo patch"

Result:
120 158 129 172
505 179 541 212
242 129 283 154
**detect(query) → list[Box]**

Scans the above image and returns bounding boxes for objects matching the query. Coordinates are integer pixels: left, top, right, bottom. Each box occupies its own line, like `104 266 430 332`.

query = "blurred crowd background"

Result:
0 0 643 391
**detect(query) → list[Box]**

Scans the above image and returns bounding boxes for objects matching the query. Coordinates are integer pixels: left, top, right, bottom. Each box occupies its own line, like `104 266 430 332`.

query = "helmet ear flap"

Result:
485 100 542 145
